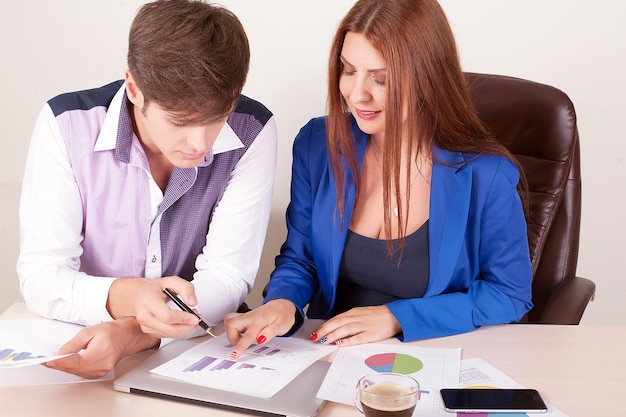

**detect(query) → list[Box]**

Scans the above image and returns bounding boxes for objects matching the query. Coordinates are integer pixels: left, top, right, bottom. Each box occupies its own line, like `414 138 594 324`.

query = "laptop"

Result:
114 338 331 417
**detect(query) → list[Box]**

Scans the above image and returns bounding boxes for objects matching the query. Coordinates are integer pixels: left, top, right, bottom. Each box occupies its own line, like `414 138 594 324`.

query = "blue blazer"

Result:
264 116 533 341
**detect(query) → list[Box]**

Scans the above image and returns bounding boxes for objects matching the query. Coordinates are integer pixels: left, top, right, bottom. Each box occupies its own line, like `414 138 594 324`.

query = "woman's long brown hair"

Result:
326 0 528 256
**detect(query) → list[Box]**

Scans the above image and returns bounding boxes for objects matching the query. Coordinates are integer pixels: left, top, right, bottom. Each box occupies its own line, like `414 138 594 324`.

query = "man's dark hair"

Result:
128 0 250 122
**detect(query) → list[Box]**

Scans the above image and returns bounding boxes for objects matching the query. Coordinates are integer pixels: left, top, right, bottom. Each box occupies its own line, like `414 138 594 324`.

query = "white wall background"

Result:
1 1 624 324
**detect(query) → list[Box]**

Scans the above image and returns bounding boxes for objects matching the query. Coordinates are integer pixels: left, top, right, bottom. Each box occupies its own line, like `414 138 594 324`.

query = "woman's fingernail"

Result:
319 336 328 344
335 339 343 345
229 351 237 360
310 332 318 341
256 335 267 344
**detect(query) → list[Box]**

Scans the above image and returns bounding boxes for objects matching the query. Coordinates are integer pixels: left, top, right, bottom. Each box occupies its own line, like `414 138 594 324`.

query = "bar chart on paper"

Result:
1 330 54 368
0 344 74 368
183 356 276 372
1 348 45 362
0 333 66 368
151 334 335 398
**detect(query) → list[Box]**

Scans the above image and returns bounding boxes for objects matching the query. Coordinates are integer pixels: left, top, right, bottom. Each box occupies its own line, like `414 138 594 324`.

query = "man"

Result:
17 0 276 378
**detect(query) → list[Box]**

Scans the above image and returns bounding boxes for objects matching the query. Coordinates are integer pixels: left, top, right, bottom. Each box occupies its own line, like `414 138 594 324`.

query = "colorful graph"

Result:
365 352 423 374
183 356 275 373
225 343 282 357
0 348 45 362
252 346 281 356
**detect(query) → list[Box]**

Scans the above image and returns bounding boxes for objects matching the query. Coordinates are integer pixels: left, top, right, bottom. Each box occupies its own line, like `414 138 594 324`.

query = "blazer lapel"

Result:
426 149 472 296
325 128 368 310
322 136 473 300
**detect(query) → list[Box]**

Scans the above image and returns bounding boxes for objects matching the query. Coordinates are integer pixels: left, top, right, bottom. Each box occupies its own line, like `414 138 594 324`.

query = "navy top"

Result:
334 220 430 315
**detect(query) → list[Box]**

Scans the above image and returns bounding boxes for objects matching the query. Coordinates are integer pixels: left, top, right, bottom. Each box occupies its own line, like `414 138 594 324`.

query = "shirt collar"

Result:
93 82 244 163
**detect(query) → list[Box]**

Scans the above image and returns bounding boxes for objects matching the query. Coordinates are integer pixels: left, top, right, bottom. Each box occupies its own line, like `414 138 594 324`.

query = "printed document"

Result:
150 333 336 398
457 358 570 417
317 343 462 416
0 319 113 386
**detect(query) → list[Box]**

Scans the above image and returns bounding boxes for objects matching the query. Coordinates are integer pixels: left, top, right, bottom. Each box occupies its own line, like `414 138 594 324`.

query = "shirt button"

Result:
151 255 157 263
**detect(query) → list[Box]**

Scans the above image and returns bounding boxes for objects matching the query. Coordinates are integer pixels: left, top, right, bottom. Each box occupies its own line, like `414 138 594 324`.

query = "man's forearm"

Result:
106 278 147 319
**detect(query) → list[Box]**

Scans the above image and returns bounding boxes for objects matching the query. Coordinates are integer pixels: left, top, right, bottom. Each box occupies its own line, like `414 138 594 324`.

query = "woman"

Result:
224 0 532 359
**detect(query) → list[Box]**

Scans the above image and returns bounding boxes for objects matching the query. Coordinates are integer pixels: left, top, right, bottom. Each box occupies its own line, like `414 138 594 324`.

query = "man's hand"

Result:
44 317 159 378
107 276 201 338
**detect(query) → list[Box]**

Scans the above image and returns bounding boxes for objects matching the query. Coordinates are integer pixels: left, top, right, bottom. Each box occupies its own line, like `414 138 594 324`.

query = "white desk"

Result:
2 303 624 416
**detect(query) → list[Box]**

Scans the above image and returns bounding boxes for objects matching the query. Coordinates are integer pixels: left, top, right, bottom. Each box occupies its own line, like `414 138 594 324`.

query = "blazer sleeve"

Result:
387 157 533 341
263 118 323 320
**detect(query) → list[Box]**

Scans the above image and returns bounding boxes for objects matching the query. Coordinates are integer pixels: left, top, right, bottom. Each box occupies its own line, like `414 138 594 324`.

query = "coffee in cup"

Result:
354 373 420 417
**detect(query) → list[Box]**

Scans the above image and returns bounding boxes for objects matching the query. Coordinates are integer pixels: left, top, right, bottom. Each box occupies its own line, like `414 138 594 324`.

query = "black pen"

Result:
163 287 216 337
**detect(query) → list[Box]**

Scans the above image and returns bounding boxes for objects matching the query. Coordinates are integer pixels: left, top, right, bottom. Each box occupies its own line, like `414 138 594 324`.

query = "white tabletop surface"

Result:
2 303 624 417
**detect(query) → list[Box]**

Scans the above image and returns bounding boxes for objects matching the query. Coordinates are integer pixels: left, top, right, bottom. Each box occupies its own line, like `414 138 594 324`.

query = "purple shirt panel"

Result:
51 81 271 281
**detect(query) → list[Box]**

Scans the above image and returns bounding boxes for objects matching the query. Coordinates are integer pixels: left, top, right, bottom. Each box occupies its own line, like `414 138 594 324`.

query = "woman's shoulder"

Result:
435 148 520 183
295 116 328 139
465 152 520 186
294 113 362 144
290 117 330 172
291 116 327 153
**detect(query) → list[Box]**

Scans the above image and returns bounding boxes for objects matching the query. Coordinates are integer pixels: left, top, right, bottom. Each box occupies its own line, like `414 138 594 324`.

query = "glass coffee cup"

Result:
354 372 420 417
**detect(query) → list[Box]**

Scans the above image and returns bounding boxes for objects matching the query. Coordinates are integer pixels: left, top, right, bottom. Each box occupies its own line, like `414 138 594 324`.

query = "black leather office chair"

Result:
465 72 595 324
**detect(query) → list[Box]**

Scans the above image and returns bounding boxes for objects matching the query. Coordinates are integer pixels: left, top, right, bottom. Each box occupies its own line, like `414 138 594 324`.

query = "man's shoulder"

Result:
48 80 124 117
232 94 273 126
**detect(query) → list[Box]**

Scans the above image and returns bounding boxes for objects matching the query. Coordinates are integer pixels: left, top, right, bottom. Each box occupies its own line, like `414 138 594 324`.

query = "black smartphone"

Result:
440 388 548 413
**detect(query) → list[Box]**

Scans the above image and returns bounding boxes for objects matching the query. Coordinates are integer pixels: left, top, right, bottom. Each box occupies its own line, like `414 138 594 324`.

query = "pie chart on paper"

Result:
364 352 424 374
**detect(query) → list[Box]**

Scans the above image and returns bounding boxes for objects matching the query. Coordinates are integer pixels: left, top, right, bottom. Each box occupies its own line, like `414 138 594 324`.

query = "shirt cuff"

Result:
80 276 117 325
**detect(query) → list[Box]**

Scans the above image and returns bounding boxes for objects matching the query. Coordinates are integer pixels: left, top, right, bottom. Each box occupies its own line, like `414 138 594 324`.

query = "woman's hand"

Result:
223 299 297 360
107 276 201 339
44 317 159 378
311 305 401 346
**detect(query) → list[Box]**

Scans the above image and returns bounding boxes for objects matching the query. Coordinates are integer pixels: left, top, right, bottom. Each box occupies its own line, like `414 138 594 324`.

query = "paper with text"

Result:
0 331 78 368
456 358 569 417
316 343 462 416
150 334 336 398
0 319 114 386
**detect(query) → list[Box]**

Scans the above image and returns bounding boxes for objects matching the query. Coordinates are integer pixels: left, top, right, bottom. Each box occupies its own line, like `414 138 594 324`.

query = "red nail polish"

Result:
256 335 266 344
310 331 318 341
229 351 237 360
